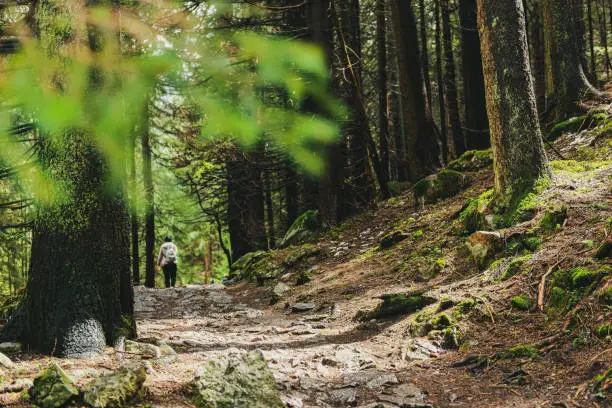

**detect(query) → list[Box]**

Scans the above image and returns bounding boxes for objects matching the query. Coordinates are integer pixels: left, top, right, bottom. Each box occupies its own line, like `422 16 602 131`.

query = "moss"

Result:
447 149 493 171
438 298 455 312
379 231 410 249
413 179 431 199
495 345 538 360
548 115 589 140
523 236 542 252
295 269 312 286
571 266 599 288
501 254 533 280
595 324 611 338
82 365 147 408
433 170 470 199
458 190 494 234
538 205 568 231
550 159 610 174
30 363 79 408
511 294 532 311
280 210 320 247
549 286 568 309
412 230 424 240
548 266 609 311
430 313 452 329
600 286 612 306
455 299 477 315
357 292 437 321
282 245 320 269
387 181 401 197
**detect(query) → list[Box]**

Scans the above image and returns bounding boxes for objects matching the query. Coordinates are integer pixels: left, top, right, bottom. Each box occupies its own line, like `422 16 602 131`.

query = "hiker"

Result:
157 236 178 288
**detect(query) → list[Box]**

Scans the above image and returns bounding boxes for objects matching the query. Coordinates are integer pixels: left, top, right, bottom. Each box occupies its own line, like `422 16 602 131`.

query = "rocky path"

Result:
134 285 435 408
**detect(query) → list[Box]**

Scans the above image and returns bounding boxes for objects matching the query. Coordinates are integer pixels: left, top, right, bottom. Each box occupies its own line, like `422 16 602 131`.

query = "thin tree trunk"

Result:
264 167 275 249
141 103 156 288
204 240 212 283
420 0 433 108
130 130 140 285
435 0 448 162
459 0 490 150
600 0 610 78
477 0 551 208
441 0 464 157
377 0 391 195
574 0 589 72
284 162 298 228
587 0 598 85
391 0 440 180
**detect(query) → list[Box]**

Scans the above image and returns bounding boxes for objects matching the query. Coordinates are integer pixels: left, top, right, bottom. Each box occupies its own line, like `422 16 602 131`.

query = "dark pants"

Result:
162 263 177 288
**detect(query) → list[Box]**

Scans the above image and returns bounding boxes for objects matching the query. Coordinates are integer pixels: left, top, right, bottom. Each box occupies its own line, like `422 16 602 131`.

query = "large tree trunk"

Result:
377 0 391 195
543 0 599 122
587 0 598 85
141 104 156 288
435 0 448 162
477 0 551 208
419 0 433 108
441 0 465 157
532 0 547 113
129 130 140 285
391 0 440 180
459 0 490 150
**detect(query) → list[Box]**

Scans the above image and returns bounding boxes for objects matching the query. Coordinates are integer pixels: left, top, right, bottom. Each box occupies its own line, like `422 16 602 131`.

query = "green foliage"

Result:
537 205 568 231
494 345 538 360
548 265 610 311
458 189 493 234
447 149 493 171
413 179 431 199
501 254 533 281
511 294 532 311
596 324 611 338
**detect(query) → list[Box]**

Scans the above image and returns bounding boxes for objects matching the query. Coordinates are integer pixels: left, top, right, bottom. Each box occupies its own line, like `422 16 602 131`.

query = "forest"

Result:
0 0 610 407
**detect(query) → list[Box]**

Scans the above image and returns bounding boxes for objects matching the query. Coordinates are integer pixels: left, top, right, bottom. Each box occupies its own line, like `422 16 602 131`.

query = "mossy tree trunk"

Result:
141 103 156 288
434 0 448 162
477 0 551 208
542 0 599 122
391 0 440 180
1 0 137 357
459 0 490 150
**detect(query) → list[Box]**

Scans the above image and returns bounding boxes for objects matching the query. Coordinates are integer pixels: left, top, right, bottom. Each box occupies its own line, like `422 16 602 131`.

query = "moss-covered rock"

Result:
548 112 607 141
596 324 611 338
82 364 147 408
494 345 538 360
280 210 320 248
414 170 471 205
356 292 436 321
230 251 269 280
29 363 79 408
281 245 321 269
501 254 533 280
189 351 284 408
379 230 410 250
125 340 161 359
458 190 494 234
600 286 612 306
548 265 610 311
538 205 568 231
523 236 542 252
595 235 612 259
448 149 493 172
511 294 532 311
571 266 599 288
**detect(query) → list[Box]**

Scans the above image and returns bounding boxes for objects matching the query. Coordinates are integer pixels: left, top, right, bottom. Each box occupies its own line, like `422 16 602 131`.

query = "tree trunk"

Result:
441 0 465 157
204 239 213 283
419 0 433 108
600 0 610 79
377 0 391 196
543 0 599 122
459 0 490 150
129 130 140 285
284 161 298 228
435 0 448 162
477 0 551 208
574 0 589 72
587 0 598 85
264 167 275 249
391 0 440 180
532 0 547 113
141 104 156 288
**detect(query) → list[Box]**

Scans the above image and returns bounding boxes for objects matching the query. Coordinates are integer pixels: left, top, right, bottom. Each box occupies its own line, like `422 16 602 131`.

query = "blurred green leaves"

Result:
0 0 343 204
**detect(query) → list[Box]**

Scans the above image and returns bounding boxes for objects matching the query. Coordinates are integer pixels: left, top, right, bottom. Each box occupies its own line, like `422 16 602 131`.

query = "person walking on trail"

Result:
158 236 178 288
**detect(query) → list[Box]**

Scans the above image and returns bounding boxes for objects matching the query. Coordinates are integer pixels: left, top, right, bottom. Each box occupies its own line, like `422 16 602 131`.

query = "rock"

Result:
537 205 568 230
292 302 316 313
280 210 320 248
466 231 504 265
379 231 410 250
30 363 79 408
414 170 471 205
158 342 178 364
1 378 33 393
401 339 441 361
0 352 14 368
0 342 22 353
82 364 147 408
296 269 313 285
366 374 399 389
329 388 358 406
229 251 270 281
273 282 291 298
595 235 612 259
125 340 161 359
189 350 284 408
356 293 436 321
447 149 493 172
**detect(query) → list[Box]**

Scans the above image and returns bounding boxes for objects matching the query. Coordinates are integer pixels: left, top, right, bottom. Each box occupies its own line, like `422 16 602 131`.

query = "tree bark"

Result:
459 0 490 150
391 0 440 180
532 0 547 113
419 0 433 108
129 129 140 285
441 0 465 157
543 0 599 122
264 166 275 249
587 0 598 85
141 103 156 288
477 0 551 208
435 0 448 162
599 0 610 79
377 0 391 195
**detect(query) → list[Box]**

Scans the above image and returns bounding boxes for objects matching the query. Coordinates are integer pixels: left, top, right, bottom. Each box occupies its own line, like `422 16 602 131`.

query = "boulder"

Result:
229 251 269 280
447 149 493 171
414 170 471 205
280 210 320 248
379 231 410 250
29 363 79 408
466 231 504 265
356 293 436 321
125 340 161 358
0 352 14 368
273 282 291 298
0 342 22 353
82 364 147 408
295 269 313 285
189 351 284 408
292 303 316 313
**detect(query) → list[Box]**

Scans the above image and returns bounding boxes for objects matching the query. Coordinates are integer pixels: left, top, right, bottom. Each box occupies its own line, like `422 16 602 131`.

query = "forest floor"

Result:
1 104 611 408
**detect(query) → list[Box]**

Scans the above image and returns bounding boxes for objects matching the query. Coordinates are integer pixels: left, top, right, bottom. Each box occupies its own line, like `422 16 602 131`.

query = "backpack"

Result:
166 245 177 264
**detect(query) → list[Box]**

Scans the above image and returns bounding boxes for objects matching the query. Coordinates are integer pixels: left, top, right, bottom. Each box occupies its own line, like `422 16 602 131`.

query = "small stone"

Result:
366 374 399 389
466 231 504 265
30 363 79 408
125 340 161 359
329 388 357 406
273 282 291 297
292 303 316 313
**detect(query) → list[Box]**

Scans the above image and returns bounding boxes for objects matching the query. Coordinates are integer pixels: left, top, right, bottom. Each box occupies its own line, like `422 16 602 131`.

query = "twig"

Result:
474 295 495 324
589 348 612 362
538 260 563 311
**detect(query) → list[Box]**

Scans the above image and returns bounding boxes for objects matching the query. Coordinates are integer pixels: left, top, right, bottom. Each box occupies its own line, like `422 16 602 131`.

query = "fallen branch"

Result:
538 261 563 311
